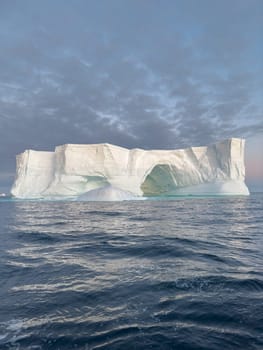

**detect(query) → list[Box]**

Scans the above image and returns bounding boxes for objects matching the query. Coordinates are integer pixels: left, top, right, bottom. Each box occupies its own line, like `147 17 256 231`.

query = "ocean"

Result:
0 194 262 349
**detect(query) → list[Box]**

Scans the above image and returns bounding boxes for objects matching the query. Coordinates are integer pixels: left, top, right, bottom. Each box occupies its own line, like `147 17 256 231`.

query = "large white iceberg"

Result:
11 138 249 199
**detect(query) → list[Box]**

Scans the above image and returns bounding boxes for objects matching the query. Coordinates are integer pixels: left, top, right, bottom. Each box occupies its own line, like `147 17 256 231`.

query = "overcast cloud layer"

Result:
0 0 262 188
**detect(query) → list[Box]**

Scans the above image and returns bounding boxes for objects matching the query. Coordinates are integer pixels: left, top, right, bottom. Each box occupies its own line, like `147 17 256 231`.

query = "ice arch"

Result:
141 164 180 196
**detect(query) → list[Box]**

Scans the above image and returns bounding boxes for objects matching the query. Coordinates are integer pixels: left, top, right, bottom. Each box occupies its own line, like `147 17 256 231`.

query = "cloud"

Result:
0 0 262 181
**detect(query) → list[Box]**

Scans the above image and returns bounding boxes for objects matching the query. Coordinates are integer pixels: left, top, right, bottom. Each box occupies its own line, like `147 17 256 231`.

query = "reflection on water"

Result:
0 194 262 349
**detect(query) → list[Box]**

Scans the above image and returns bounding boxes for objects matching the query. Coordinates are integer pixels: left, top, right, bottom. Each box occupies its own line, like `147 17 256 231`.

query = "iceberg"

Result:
11 138 249 199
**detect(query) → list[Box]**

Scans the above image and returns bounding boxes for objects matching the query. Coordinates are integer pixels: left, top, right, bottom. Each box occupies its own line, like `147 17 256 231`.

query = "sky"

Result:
0 0 262 192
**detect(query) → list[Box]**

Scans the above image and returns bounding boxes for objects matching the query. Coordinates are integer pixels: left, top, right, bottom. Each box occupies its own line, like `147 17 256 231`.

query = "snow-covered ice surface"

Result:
11 138 249 200
77 185 141 201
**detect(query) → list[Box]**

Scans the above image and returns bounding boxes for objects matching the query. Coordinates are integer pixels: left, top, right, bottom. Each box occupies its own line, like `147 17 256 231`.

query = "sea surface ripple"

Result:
0 194 263 349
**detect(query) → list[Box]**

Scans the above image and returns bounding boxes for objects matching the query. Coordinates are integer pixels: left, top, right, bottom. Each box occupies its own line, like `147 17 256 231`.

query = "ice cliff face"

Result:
11 138 249 199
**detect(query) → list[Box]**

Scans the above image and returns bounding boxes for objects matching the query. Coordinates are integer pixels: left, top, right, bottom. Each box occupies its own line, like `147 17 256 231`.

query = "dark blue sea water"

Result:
0 194 262 350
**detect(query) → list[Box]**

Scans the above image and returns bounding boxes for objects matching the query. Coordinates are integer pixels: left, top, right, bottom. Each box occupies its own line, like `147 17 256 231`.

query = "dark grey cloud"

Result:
0 0 262 189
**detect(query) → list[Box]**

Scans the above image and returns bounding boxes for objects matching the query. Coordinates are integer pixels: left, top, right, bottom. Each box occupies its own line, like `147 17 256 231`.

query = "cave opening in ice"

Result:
141 164 180 196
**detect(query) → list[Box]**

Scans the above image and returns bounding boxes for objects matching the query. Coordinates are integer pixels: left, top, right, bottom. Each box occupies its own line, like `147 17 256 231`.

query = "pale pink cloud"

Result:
245 134 263 180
